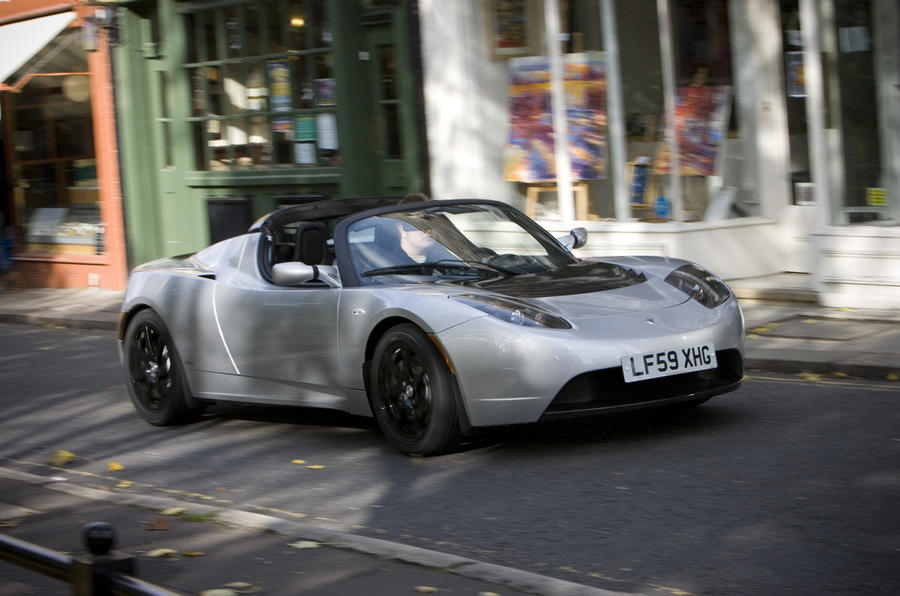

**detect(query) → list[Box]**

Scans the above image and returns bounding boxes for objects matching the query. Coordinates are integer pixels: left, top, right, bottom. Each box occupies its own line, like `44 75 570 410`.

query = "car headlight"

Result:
664 264 731 308
452 294 572 329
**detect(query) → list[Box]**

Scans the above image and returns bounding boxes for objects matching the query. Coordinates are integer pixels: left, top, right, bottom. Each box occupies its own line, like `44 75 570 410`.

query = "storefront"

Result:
113 0 428 267
1 0 127 289
418 0 899 307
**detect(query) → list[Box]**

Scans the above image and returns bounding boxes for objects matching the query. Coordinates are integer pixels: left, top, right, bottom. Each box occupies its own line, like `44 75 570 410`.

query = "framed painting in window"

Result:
487 0 537 59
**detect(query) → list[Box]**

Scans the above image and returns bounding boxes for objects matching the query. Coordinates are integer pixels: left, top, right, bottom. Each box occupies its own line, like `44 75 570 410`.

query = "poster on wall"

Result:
785 51 805 97
268 61 293 133
488 0 535 58
655 85 731 177
503 52 607 182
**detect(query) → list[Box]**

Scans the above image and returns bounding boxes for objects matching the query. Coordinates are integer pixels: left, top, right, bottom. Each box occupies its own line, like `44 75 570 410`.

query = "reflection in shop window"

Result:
615 0 744 222
185 0 339 171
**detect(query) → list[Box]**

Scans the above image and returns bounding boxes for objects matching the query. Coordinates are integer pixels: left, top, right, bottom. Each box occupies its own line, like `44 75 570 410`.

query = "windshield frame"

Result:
333 199 579 288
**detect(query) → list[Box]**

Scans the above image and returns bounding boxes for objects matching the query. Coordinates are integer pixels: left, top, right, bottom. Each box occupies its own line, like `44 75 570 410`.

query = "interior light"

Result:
290 17 305 27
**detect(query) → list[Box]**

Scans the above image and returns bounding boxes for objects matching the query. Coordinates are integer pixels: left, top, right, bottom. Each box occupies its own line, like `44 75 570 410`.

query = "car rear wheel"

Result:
123 309 203 426
370 324 461 456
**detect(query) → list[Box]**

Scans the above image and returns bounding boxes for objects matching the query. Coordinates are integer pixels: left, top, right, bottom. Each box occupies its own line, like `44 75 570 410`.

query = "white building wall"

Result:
419 0 519 205
812 228 900 309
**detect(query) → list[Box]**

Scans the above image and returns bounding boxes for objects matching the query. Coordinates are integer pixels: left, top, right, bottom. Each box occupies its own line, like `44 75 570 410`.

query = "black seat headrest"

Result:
293 222 327 265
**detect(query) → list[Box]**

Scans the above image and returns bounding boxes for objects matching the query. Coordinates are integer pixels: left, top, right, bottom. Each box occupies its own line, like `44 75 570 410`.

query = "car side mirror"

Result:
273 263 341 288
558 227 588 251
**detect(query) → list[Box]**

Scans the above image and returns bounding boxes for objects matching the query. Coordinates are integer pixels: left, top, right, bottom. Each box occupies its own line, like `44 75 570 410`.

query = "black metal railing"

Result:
0 522 182 596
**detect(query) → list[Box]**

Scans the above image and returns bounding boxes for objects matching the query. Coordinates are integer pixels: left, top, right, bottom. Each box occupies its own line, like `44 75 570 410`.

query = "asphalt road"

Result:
1 323 898 595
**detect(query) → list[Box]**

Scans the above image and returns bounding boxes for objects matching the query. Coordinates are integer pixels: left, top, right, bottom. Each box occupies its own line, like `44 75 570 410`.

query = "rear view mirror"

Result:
273 262 341 288
558 227 588 251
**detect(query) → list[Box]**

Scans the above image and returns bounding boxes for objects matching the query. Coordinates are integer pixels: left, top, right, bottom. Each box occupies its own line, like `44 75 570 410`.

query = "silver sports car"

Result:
119 198 744 455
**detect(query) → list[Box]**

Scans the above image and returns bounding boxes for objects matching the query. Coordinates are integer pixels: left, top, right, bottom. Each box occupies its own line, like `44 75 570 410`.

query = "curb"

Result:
0 312 118 331
0 467 635 596
745 358 899 381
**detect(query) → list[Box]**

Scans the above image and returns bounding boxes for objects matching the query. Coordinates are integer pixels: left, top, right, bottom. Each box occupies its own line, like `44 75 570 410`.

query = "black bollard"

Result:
71 522 136 596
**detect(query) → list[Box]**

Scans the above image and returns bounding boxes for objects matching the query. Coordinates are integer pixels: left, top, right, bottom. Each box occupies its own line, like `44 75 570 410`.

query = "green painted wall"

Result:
113 0 426 267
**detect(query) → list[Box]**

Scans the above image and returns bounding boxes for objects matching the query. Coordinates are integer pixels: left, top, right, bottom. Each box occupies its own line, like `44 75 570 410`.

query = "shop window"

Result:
3 29 103 256
498 0 746 223
185 0 339 171
829 0 891 225
503 1 611 220
617 0 742 222
781 0 813 207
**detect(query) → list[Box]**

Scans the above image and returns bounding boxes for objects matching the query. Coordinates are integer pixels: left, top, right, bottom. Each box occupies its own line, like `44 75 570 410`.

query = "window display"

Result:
185 0 339 171
829 0 893 225
4 30 103 256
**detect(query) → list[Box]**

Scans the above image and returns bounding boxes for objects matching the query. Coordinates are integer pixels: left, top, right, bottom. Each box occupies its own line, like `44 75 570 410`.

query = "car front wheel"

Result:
123 309 203 426
370 324 461 455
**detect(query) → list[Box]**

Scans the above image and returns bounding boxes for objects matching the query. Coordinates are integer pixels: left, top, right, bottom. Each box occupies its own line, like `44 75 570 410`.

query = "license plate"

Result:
621 343 717 383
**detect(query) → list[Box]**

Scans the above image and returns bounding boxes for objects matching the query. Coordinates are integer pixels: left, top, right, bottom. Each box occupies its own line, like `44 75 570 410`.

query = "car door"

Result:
213 279 343 407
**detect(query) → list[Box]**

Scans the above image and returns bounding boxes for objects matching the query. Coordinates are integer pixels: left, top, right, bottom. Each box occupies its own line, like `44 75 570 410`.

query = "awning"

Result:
0 11 76 85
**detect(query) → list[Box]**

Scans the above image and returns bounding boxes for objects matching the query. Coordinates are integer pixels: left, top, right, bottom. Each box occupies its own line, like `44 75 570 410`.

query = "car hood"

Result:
444 260 692 318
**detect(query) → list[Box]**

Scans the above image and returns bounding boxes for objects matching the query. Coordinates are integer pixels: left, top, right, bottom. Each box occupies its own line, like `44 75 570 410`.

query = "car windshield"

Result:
346 202 578 285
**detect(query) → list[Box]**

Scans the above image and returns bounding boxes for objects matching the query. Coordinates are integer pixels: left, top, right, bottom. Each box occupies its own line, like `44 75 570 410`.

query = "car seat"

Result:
293 221 329 265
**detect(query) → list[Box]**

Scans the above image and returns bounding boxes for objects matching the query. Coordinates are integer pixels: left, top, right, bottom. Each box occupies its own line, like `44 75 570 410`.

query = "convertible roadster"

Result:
119 197 744 455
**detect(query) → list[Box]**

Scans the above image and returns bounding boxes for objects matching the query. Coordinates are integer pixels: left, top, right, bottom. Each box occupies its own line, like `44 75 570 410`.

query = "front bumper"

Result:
436 298 745 427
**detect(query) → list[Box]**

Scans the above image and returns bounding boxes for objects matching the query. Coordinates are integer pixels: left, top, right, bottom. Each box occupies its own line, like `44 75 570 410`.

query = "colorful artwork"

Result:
490 0 530 55
785 52 805 98
503 52 607 182
655 85 731 177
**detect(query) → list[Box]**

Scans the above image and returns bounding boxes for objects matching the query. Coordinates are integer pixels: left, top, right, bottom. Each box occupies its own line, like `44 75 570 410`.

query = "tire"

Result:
123 309 204 426
370 324 461 455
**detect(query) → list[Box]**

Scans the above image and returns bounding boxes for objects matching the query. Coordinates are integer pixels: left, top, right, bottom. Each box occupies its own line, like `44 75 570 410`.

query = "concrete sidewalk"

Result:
0 468 615 596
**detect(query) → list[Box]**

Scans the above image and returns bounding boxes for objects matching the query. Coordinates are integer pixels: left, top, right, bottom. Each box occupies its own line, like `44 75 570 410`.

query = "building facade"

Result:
6 0 894 307
1 0 127 289
419 0 899 308
112 0 428 268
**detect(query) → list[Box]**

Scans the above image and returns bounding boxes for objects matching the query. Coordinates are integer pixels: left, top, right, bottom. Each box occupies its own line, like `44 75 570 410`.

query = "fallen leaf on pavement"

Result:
161 507 186 516
50 450 76 467
223 582 261 593
798 371 822 383
306 465 325 470
145 518 169 531
117 480 133 488
292 459 306 464
414 587 441 594
182 551 206 557
107 462 125 472
288 540 320 549
146 548 179 559
199 591 237 596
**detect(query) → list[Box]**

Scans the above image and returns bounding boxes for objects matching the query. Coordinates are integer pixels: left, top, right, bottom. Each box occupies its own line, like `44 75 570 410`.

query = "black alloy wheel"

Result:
124 309 202 425
371 324 460 455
